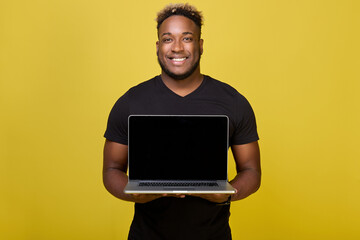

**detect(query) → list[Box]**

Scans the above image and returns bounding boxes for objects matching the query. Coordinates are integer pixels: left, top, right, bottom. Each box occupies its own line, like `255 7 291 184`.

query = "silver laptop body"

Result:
124 115 236 194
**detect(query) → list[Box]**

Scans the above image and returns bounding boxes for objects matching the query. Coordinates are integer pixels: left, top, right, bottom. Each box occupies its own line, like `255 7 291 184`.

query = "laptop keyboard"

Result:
139 182 219 187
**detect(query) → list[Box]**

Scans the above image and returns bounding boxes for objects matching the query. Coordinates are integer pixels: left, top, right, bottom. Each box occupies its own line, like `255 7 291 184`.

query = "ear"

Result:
156 41 159 52
199 39 204 55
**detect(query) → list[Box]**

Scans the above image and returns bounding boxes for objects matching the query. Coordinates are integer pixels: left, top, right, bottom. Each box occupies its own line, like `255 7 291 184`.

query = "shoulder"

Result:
110 76 158 109
126 76 159 96
204 75 248 102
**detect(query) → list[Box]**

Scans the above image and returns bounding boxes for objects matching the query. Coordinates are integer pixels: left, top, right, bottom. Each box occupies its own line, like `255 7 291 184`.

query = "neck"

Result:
161 70 203 97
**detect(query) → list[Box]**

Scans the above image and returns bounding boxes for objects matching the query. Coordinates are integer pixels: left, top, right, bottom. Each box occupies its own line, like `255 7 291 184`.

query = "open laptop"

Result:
124 115 236 194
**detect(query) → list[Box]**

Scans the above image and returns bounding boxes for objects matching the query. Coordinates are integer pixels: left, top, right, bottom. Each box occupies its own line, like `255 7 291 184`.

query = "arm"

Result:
191 141 261 203
229 141 261 201
103 139 166 203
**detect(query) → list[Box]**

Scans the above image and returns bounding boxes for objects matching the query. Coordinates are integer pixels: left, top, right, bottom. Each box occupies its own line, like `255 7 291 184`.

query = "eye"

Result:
162 38 173 43
183 37 193 42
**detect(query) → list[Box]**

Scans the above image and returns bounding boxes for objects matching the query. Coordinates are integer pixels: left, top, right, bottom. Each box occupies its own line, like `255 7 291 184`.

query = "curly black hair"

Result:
156 3 203 30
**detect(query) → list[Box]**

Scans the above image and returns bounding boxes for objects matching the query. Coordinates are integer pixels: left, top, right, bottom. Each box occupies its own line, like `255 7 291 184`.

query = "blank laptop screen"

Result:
128 115 229 181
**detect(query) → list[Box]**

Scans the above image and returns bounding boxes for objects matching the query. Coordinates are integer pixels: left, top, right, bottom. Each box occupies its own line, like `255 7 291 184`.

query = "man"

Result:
103 3 261 240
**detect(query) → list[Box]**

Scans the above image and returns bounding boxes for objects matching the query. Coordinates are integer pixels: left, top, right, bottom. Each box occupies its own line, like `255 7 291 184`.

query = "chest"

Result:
128 94 238 142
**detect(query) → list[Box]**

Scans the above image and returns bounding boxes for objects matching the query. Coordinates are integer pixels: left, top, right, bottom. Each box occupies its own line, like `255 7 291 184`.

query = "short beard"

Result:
157 51 201 80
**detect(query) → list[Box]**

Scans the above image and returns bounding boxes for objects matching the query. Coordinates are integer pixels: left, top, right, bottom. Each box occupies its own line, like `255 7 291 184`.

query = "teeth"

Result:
172 58 186 62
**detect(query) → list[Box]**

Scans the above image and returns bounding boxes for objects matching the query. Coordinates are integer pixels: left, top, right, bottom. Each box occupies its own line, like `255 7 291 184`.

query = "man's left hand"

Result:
189 194 231 203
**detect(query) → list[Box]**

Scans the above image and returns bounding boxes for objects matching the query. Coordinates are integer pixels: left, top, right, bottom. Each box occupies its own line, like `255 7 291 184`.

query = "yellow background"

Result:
1 0 359 239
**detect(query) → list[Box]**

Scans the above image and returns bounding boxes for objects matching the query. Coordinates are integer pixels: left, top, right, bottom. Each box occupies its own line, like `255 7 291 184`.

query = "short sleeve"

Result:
231 95 259 145
104 92 130 145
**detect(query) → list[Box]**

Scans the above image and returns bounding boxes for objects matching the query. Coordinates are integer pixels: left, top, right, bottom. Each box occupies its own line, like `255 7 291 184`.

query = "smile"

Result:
171 57 187 62
168 57 188 62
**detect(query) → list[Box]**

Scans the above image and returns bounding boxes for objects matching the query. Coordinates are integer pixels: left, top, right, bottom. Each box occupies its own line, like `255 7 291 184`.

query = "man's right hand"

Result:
131 194 186 203
103 141 186 203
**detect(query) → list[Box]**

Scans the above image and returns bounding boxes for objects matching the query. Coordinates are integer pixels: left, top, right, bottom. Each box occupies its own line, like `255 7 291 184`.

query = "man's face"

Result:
156 15 203 80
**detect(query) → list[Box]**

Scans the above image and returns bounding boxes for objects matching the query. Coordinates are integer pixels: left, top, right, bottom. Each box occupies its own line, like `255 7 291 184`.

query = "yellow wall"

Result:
1 0 359 239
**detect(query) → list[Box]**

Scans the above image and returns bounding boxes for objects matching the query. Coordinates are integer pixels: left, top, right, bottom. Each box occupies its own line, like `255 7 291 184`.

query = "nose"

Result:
171 39 184 52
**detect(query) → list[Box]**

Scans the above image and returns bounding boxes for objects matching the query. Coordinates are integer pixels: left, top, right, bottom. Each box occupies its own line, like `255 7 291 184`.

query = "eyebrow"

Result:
161 32 194 37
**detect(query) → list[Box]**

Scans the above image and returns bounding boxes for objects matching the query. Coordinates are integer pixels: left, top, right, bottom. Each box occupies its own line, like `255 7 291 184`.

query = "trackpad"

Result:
163 187 195 191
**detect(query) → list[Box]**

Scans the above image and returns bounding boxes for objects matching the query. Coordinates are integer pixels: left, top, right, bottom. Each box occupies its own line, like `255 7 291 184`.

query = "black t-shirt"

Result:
104 75 259 240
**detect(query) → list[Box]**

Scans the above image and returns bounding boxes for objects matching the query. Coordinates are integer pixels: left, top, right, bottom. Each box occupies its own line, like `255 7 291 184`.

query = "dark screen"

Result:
128 115 229 180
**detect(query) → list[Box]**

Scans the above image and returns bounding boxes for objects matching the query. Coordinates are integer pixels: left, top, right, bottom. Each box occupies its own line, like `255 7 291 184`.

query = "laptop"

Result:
124 115 236 194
